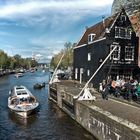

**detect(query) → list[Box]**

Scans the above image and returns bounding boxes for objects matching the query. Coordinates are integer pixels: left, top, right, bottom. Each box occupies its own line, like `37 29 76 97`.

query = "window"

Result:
75 68 78 79
88 33 95 43
126 29 132 39
120 15 126 22
110 44 120 60
123 69 132 80
80 68 84 74
125 46 134 61
119 28 126 38
115 26 131 39
87 70 90 76
88 53 91 61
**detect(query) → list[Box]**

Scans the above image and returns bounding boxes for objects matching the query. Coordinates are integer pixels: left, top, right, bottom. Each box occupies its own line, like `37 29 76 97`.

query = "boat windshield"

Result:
16 87 24 90
17 91 27 95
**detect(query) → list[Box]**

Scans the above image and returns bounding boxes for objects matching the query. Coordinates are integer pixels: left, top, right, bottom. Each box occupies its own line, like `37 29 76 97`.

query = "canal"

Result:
0 71 96 140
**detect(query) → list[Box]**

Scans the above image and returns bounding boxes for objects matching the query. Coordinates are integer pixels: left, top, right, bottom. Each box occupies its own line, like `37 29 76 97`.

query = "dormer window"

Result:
105 28 110 33
88 33 95 43
120 14 126 22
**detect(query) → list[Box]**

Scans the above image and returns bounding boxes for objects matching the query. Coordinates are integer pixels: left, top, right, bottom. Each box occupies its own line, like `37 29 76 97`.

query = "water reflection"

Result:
0 72 96 140
8 109 38 127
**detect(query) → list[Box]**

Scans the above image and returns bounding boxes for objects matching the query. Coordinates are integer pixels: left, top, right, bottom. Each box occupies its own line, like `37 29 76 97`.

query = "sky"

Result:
0 0 114 63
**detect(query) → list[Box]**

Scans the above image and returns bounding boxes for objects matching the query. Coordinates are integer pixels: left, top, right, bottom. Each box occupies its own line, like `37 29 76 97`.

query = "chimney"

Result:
102 15 105 28
85 26 88 30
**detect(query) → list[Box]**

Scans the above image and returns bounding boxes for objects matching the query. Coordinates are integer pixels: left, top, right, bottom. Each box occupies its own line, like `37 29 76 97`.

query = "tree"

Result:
0 50 38 70
50 42 75 70
0 50 9 69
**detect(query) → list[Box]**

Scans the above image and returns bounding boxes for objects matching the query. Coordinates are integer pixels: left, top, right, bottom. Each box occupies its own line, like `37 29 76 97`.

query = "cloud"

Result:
0 0 114 60
35 54 42 57
0 0 113 24
30 36 66 51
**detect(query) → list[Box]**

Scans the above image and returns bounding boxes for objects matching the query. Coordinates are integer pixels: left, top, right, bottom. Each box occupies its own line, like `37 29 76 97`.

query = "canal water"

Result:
0 71 96 140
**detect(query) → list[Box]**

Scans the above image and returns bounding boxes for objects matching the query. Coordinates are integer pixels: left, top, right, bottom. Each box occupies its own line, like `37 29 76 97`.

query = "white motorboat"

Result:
14 73 23 78
8 85 39 118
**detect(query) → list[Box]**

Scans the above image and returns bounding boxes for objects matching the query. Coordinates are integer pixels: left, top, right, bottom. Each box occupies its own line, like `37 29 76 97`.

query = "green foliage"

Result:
50 42 76 70
0 51 38 70
0 50 9 69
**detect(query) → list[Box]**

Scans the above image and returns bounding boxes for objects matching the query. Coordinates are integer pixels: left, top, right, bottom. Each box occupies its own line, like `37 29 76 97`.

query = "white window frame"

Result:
115 26 131 39
125 46 134 61
80 68 84 74
110 44 120 61
88 53 91 61
120 14 126 22
75 68 78 79
88 33 96 43
87 70 90 76
126 29 132 39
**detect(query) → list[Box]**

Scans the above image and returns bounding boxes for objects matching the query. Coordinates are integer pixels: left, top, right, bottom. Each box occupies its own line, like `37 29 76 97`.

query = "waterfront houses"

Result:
73 9 140 88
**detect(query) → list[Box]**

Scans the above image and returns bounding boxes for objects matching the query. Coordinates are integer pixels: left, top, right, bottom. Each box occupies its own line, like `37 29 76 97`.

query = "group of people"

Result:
99 78 140 101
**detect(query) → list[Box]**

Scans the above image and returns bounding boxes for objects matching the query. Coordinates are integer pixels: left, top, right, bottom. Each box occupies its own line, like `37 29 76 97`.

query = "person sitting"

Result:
99 83 103 93
110 80 116 95
134 83 140 101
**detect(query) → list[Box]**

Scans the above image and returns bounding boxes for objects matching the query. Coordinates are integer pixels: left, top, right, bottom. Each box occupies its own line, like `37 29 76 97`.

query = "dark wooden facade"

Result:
73 9 140 88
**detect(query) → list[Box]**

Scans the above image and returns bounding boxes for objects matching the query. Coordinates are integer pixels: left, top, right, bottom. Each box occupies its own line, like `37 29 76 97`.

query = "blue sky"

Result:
0 0 113 63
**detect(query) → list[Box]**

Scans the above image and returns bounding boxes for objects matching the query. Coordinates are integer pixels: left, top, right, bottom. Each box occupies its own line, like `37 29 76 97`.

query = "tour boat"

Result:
8 85 39 118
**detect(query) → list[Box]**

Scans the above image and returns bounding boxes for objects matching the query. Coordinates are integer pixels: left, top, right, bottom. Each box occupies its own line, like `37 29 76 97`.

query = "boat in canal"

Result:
33 82 45 89
30 68 36 73
8 85 39 118
14 73 24 78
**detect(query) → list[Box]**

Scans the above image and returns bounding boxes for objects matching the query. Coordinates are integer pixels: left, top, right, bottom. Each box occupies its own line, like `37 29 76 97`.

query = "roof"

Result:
77 14 118 46
76 10 140 48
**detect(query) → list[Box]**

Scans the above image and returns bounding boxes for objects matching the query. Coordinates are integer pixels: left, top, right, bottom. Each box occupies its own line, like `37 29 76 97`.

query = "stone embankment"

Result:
49 80 140 140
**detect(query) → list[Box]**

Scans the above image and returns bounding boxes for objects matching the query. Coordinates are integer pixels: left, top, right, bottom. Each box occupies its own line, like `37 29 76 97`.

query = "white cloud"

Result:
30 36 66 50
47 55 53 59
19 36 65 60
35 54 42 57
0 0 114 59
0 0 113 20
0 0 114 30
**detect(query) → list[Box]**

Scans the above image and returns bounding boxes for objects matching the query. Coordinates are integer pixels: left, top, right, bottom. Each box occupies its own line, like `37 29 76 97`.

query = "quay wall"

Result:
49 83 140 140
76 101 140 140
